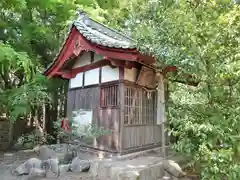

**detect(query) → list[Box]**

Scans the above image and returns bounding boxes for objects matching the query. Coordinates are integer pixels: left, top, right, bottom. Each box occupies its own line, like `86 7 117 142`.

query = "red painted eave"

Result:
44 26 156 78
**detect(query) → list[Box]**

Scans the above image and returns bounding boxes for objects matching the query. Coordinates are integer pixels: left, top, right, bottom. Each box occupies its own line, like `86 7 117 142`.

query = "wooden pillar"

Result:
157 74 166 157
164 79 170 146
118 67 125 154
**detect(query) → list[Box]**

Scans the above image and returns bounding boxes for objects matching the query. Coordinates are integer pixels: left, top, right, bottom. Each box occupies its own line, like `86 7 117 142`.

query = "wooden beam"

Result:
71 59 110 78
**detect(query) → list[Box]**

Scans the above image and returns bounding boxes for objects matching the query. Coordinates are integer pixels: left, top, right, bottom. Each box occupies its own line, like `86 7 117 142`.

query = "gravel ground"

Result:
0 151 97 180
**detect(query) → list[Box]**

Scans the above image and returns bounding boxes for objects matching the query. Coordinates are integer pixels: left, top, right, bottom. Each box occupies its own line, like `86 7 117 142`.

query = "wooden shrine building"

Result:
44 12 174 155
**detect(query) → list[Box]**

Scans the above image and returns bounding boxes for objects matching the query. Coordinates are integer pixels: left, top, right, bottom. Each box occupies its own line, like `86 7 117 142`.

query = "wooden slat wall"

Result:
98 108 120 151
67 90 76 117
66 86 120 152
71 87 100 125
124 87 156 125
100 84 119 107
122 125 162 150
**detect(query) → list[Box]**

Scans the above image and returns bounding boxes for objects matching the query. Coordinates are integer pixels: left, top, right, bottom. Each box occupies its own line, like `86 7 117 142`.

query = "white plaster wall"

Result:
69 72 83 88
73 52 91 69
84 68 99 86
124 68 138 82
101 66 119 83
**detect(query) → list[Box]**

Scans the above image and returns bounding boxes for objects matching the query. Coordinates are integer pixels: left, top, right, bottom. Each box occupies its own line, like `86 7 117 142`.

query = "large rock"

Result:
15 158 42 176
163 160 186 178
13 142 22 150
15 162 28 175
70 157 90 172
90 160 101 177
138 167 150 180
39 145 57 160
118 171 139 180
163 171 173 180
39 144 76 163
62 150 76 164
27 168 46 179
23 142 34 150
43 158 59 177
97 161 112 179
59 164 70 176
109 165 128 180
149 162 165 179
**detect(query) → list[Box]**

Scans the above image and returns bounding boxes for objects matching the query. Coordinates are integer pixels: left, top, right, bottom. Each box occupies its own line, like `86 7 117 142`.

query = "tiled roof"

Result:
73 14 136 49
44 12 137 75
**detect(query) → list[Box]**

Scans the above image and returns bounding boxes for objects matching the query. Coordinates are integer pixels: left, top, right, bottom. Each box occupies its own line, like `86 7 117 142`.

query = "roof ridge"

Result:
73 11 136 44
88 17 136 43
74 21 130 46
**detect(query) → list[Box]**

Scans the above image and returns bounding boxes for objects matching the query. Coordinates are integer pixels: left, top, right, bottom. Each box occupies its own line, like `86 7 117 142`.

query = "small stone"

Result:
163 160 186 178
70 157 90 172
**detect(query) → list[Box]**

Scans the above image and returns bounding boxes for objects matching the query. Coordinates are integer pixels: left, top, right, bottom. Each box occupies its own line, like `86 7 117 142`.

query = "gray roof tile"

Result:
44 13 137 75
73 15 136 49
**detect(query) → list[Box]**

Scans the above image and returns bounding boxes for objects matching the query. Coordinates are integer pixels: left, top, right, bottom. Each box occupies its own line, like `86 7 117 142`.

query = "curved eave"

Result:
44 26 156 78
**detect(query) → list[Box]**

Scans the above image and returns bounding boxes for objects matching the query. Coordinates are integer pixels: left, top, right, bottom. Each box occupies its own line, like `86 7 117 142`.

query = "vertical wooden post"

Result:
118 67 124 154
157 74 166 157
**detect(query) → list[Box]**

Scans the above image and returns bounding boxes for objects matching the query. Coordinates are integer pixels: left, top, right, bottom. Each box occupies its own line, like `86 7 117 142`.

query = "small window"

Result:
100 85 119 107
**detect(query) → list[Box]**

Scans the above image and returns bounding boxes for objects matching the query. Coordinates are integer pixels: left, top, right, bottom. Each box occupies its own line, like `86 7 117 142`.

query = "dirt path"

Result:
0 151 97 180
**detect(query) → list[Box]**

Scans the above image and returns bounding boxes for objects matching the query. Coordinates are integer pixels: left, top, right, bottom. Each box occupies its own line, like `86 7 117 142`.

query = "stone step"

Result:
90 156 166 180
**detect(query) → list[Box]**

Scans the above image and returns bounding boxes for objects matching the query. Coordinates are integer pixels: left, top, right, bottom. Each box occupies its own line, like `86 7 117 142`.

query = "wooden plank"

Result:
67 90 76 117
98 108 120 150
122 125 162 150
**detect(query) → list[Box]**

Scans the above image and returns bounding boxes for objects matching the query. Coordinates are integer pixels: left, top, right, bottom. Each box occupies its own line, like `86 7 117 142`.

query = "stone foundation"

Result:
90 156 190 180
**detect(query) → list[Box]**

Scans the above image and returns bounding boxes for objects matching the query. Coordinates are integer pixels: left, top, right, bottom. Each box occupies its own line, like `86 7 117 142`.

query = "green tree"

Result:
0 0 130 146
128 0 240 179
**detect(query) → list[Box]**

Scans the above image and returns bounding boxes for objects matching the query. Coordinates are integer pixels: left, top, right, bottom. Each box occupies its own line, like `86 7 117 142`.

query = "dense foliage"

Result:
128 0 240 179
0 0 137 120
1 0 240 179
0 0 132 145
